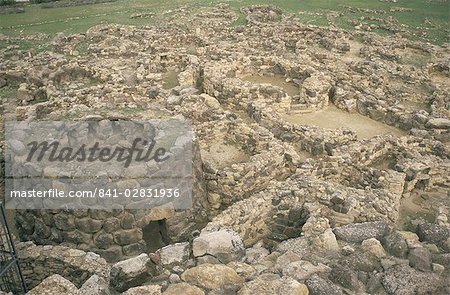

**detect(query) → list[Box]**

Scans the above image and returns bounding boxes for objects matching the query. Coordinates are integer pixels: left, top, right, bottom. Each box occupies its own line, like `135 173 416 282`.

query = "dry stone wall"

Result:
16 242 109 290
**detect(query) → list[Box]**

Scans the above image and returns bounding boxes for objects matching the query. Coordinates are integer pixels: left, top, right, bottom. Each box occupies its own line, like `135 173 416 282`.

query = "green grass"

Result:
233 13 247 27
0 39 50 54
0 0 209 35
0 0 449 44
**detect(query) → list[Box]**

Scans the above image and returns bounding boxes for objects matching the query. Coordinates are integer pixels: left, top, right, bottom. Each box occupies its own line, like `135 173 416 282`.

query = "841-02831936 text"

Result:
9 188 181 199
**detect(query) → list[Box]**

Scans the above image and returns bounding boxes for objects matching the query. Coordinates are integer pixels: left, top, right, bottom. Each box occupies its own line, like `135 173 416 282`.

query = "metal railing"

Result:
0 202 27 294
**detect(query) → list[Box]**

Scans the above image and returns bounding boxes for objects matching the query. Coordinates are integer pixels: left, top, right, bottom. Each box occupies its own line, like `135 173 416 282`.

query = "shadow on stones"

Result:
142 219 170 253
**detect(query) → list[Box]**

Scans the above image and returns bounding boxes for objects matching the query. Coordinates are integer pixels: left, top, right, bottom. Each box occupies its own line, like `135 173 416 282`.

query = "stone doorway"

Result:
142 220 170 253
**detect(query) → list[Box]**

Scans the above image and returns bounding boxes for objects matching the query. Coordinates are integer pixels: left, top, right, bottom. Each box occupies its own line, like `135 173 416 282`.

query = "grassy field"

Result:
0 0 449 45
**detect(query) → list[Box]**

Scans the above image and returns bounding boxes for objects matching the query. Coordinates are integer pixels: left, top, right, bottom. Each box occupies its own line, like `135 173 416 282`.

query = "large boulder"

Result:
163 283 205 295
408 247 432 272
276 237 310 257
312 229 340 252
244 242 270 264
416 222 450 251
329 264 363 292
425 118 450 129
181 263 244 291
282 260 331 281
383 231 409 258
361 238 386 258
192 230 245 263
155 242 190 267
333 222 389 243
382 264 446 294
238 274 309 295
274 251 302 272
109 254 155 293
226 261 257 281
121 285 161 295
27 274 78 295
306 274 344 295
78 275 110 295
338 252 382 273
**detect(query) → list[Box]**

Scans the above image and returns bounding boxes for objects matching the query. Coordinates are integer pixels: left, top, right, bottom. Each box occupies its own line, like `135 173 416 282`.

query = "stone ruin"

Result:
0 3 449 295
5 118 205 264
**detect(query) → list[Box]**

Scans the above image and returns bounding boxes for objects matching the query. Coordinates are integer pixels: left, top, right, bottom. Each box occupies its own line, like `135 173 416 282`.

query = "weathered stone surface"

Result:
94 233 115 250
121 285 162 295
78 275 110 295
192 230 245 263
181 263 244 290
314 228 339 252
97 246 123 263
75 218 103 233
244 242 270 264
162 283 205 295
168 273 181 284
122 241 147 257
103 218 121 233
147 86 160 99
329 264 361 291
120 212 136 229
383 231 409 258
282 260 331 281
274 250 302 272
306 274 344 295
226 261 257 281
366 273 384 294
432 253 450 269
26 274 78 295
432 263 445 274
408 247 432 271
238 274 309 295
361 238 386 258
277 237 310 257
333 222 389 243
426 118 450 129
156 242 190 267
113 229 143 246
416 222 450 250
54 212 76 231
110 254 155 293
196 254 221 265
338 252 382 273
382 264 446 295
398 231 421 248
17 242 109 290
